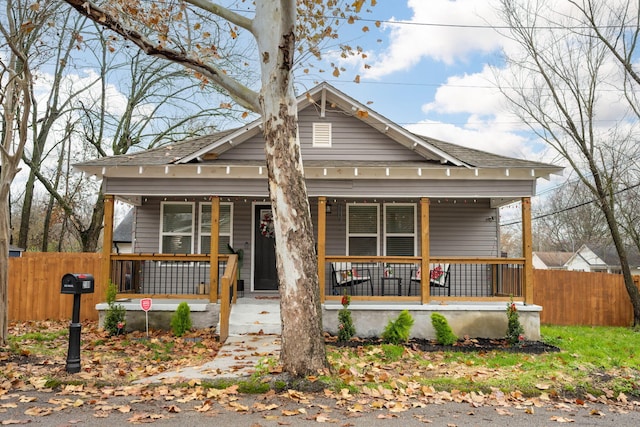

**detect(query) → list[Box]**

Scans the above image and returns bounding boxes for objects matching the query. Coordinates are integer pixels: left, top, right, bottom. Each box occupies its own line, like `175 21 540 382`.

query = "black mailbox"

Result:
61 273 95 294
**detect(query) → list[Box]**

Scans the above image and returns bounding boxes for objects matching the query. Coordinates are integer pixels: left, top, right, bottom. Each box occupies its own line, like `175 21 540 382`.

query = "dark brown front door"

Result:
254 205 278 290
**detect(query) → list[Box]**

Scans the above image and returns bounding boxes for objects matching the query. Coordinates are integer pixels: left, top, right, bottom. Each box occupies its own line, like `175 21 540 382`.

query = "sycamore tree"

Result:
1 0 61 344
63 0 375 376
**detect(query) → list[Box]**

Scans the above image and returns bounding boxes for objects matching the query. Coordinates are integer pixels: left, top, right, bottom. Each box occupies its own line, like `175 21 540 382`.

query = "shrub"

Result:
337 293 355 341
382 310 414 344
506 298 525 346
103 282 126 336
431 313 458 346
171 302 192 337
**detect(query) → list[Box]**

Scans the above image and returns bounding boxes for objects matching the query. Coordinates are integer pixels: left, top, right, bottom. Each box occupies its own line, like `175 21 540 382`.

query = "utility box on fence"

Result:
61 273 95 294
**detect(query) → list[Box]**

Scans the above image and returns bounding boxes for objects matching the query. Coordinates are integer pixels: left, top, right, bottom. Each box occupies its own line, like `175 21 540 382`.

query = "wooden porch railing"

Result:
218 254 238 343
323 256 525 302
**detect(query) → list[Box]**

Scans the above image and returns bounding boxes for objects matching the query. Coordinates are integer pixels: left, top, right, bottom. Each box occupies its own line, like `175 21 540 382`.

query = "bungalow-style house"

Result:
76 83 562 339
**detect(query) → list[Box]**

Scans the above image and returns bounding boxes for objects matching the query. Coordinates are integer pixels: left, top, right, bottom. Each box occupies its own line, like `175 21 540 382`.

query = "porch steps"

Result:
227 296 281 335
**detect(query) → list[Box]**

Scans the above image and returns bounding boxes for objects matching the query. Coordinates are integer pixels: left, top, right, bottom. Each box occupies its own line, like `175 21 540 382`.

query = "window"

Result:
160 202 194 254
346 203 417 256
312 122 332 147
200 203 233 253
347 204 379 255
384 204 416 256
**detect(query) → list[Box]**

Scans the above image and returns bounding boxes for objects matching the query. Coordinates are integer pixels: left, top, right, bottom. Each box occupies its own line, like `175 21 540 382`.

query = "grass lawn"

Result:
324 324 640 400
2 321 640 401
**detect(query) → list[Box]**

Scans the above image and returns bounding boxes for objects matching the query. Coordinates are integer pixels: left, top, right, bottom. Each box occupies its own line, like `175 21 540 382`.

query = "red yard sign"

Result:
140 298 152 312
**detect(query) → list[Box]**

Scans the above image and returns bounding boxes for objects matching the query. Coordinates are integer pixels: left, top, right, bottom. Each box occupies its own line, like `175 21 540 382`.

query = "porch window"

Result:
384 204 416 256
160 202 194 254
347 204 379 255
199 203 233 253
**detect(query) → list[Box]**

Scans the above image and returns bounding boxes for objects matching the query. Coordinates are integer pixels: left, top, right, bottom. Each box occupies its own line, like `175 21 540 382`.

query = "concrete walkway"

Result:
139 296 281 383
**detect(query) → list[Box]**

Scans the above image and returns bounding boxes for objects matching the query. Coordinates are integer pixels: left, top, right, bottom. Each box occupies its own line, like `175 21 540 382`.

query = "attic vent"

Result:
312 122 332 147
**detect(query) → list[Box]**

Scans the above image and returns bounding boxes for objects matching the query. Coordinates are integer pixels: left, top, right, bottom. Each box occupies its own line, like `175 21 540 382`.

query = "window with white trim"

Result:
347 204 379 255
160 202 194 254
384 204 416 256
200 203 233 254
312 122 332 147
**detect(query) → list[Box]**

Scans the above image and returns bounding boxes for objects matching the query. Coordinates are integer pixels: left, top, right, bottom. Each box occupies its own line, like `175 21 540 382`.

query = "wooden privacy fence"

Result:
533 269 640 326
9 252 105 322
8 252 640 326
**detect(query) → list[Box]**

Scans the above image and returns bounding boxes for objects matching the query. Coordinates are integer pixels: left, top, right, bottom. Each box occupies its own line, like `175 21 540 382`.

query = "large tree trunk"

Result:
17 171 36 249
255 0 327 376
0 191 10 344
79 192 104 252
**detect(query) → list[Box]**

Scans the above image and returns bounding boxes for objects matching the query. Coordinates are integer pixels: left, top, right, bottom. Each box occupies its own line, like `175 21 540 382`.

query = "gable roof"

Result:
74 82 562 180
533 251 573 268
587 245 640 268
113 209 134 243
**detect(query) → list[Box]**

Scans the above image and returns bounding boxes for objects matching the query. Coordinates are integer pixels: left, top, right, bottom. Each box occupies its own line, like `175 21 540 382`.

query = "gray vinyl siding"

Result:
132 197 498 295
217 107 425 162
133 199 161 253
106 178 535 198
134 197 497 257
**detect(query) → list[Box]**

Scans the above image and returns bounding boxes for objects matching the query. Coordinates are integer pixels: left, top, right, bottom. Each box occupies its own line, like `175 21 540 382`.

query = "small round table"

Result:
380 276 402 296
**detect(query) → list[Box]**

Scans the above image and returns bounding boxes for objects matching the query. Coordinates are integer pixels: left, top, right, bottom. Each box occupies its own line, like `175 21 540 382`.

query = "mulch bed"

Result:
327 336 560 354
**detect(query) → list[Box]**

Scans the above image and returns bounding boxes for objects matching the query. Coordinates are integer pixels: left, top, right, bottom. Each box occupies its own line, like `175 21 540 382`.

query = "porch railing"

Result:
110 253 228 298
324 256 524 301
218 254 238 343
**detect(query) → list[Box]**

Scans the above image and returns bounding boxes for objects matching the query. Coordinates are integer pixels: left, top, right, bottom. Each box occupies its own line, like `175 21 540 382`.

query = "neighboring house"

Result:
565 244 640 275
113 209 134 254
9 244 24 257
75 82 562 339
532 251 572 270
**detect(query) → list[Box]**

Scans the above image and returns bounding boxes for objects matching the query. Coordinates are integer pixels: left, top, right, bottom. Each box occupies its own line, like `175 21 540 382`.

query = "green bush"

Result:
337 293 355 341
431 312 458 346
171 302 192 337
381 310 414 344
103 282 126 336
506 298 525 346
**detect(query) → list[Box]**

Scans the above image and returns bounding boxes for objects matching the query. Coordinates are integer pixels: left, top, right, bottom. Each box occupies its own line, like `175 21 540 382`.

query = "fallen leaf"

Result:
24 407 52 416
549 416 575 423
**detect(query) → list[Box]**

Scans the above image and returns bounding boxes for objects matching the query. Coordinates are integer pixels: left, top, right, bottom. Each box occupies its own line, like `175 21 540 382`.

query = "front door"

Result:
254 205 278 290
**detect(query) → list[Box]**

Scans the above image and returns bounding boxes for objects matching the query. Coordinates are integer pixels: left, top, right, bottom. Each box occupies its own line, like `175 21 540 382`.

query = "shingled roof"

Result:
74 82 562 175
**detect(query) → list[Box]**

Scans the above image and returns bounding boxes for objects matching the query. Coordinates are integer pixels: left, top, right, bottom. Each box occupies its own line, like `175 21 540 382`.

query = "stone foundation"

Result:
96 299 220 332
322 301 541 340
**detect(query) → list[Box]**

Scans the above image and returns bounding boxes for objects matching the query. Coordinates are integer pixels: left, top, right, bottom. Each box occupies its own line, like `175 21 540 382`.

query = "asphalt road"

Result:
2 391 640 426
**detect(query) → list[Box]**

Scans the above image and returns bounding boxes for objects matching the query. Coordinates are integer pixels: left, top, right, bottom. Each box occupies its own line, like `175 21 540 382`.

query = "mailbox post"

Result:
61 273 94 373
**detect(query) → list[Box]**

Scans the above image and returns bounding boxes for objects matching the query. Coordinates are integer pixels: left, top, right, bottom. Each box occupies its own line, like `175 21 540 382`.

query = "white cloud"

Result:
364 0 504 78
406 118 547 161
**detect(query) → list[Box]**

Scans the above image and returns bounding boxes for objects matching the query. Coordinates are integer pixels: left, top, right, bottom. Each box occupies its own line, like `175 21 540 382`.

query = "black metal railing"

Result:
111 255 227 295
325 257 524 298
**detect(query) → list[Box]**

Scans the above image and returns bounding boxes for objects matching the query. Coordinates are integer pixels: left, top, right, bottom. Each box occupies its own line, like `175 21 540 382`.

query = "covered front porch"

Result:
103 195 534 303
100 194 538 339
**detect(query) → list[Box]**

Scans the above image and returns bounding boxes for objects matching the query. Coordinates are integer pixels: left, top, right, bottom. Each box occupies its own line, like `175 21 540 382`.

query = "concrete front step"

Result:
227 299 281 335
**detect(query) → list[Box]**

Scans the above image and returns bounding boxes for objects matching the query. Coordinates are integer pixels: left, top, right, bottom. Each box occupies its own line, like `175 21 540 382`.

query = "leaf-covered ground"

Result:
1 320 221 386
1 321 640 425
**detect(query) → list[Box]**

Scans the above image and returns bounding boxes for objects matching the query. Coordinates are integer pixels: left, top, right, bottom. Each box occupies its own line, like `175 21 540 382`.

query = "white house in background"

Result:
532 251 572 270
564 244 640 275
113 209 133 254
